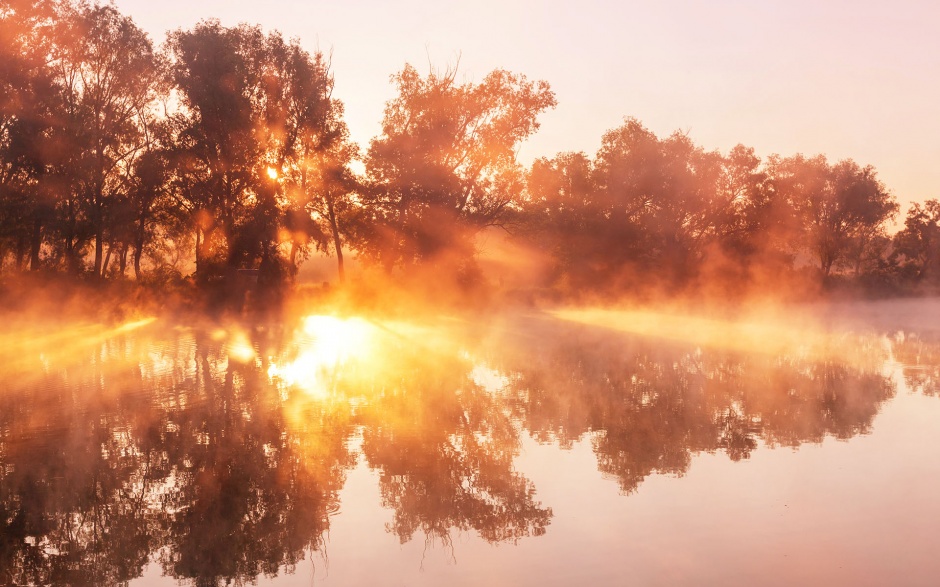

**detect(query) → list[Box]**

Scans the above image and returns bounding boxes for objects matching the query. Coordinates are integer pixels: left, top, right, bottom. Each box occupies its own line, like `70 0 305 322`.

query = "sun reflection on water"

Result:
268 315 378 398
225 330 257 363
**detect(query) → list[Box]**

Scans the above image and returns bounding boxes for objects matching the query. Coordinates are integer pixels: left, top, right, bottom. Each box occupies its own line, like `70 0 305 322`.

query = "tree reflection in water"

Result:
485 315 897 493
0 324 355 586
0 313 932 584
893 331 940 396
356 349 552 545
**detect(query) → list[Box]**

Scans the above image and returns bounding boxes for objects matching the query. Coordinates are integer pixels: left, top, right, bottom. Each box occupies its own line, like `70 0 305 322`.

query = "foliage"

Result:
361 64 556 270
522 119 901 297
893 199 940 284
0 0 930 302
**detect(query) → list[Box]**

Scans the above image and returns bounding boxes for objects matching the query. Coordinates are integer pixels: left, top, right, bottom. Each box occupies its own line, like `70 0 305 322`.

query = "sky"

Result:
113 0 940 213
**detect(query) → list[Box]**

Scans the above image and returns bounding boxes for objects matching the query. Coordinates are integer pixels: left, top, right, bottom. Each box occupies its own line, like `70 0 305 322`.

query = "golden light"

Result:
0 316 160 379
550 307 883 367
268 315 377 398
266 166 278 180
113 317 157 334
226 330 256 363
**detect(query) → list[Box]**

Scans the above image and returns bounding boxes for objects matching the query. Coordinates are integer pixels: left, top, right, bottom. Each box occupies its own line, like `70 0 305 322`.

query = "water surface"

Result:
2 303 939 586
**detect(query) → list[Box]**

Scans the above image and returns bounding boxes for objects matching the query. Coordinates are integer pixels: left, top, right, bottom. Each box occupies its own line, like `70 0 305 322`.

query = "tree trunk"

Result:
134 217 146 280
134 245 143 280
821 256 833 281
327 196 345 283
289 241 299 274
93 193 103 276
119 244 128 276
102 243 113 278
66 239 79 274
195 228 204 282
65 198 80 274
29 216 42 271
94 231 103 277
14 235 27 271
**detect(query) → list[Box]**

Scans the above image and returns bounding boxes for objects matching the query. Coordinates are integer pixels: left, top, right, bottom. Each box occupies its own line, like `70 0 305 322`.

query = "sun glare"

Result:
268 315 377 398
113 317 157 334
266 166 278 180
226 330 256 363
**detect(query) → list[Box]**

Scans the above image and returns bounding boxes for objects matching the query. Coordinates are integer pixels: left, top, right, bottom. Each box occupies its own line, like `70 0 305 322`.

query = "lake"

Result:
2 300 939 586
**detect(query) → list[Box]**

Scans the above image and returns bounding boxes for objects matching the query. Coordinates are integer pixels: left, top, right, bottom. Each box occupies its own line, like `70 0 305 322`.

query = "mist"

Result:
3 3 940 585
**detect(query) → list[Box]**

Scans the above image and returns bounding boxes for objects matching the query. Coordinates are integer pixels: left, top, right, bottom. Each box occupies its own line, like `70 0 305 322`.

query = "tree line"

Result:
2 0 938 301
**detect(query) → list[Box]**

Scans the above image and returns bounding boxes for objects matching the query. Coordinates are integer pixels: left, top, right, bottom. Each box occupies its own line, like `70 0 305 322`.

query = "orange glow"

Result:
0 316 159 380
551 307 887 368
226 330 257 363
268 315 378 398
113 317 158 333
0 316 156 355
266 166 278 180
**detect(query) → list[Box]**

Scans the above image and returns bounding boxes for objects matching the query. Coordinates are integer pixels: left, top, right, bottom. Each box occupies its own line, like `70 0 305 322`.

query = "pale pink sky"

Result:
115 0 940 212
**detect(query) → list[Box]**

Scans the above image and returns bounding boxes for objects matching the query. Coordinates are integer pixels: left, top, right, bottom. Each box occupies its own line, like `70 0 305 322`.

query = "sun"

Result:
266 166 278 180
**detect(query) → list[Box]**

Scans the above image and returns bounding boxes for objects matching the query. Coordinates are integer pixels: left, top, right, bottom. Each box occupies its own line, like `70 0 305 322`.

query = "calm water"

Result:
2 302 939 586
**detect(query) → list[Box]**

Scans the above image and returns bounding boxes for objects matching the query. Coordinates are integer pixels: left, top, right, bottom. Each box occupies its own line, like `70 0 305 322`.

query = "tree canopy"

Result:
0 0 932 303
361 64 556 270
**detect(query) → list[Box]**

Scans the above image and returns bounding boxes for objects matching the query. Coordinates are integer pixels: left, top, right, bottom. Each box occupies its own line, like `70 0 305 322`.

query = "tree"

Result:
166 21 264 281
52 3 161 276
526 118 731 292
893 199 940 283
166 21 337 286
700 146 799 290
126 137 187 280
275 47 357 282
592 119 726 281
523 151 598 286
709 145 781 258
832 161 898 277
0 0 60 272
774 155 897 279
285 136 359 282
363 64 556 271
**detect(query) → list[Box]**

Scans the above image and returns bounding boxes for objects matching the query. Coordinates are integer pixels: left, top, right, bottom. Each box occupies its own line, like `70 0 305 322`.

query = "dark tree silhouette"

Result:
53 3 161 276
0 0 929 300
0 0 61 272
166 21 337 287
521 120 901 297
